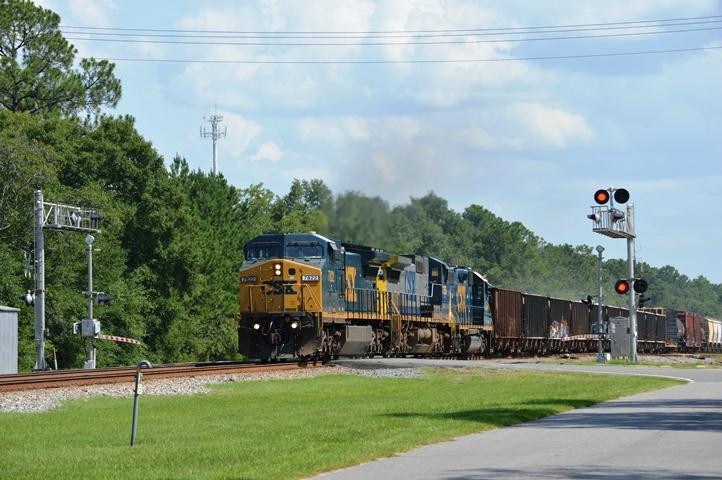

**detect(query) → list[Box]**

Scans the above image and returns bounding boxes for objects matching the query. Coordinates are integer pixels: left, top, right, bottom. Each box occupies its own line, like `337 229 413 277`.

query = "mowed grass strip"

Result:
0 367 681 480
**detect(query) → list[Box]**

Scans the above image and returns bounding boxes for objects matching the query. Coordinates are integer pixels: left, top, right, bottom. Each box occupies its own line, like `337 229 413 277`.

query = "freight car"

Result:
640 307 722 353
237 232 719 360
491 289 666 355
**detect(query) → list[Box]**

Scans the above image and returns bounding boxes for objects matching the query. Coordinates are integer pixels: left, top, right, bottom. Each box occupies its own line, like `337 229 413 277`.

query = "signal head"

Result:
594 189 610 205
633 278 648 294
614 279 630 295
610 208 626 222
587 212 601 222
613 188 630 204
20 290 34 306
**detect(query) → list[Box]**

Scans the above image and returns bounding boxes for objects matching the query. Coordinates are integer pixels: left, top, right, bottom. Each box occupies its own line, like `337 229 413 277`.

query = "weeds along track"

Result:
0 361 323 393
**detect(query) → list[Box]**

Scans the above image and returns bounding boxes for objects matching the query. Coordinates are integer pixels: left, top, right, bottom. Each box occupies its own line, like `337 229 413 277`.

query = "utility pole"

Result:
595 245 605 363
200 111 227 175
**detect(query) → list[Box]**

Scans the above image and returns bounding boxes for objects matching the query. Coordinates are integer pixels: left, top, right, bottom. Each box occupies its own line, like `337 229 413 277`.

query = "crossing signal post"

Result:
587 187 640 362
595 245 605 362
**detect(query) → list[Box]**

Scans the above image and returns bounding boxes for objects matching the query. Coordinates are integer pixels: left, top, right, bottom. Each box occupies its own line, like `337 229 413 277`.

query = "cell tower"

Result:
200 111 227 175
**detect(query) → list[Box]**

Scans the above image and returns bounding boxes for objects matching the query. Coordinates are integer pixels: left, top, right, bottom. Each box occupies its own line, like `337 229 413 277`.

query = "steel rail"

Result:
0 361 322 392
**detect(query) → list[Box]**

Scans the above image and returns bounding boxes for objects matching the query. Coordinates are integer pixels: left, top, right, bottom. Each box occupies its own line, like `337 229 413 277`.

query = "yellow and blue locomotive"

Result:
238 232 492 361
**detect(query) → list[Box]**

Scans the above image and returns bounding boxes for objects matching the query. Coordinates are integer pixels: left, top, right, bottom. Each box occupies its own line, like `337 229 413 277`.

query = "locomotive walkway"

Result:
314 359 722 480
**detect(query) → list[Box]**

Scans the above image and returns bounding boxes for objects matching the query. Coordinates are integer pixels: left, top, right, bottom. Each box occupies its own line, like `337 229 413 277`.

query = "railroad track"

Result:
0 361 322 393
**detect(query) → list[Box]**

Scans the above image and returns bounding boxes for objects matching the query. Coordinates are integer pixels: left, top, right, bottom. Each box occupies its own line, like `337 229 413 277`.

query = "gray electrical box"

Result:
0 306 19 374
610 316 630 359
81 318 101 337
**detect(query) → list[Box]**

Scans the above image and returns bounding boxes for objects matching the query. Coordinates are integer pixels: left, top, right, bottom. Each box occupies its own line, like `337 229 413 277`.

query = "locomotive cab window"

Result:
327 243 341 262
388 269 401 283
286 243 323 258
245 243 282 260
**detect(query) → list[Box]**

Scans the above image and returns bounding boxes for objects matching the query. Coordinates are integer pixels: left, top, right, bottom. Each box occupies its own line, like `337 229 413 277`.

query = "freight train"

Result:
237 232 721 361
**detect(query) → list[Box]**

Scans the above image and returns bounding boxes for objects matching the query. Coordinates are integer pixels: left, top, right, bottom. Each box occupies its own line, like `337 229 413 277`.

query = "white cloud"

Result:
67 0 116 27
298 117 373 144
171 0 376 110
299 118 345 144
342 118 370 141
509 103 594 148
538 0 719 25
216 113 263 157
249 142 283 162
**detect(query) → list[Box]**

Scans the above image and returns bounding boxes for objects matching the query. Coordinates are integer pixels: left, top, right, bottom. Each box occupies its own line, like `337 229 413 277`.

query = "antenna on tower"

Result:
200 109 227 175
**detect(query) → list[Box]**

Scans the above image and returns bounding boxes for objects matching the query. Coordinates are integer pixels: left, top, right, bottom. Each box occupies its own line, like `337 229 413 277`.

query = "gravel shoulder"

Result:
0 365 420 414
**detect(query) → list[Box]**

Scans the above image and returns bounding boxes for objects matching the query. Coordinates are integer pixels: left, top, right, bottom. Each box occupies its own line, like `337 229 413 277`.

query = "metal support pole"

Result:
84 235 96 369
627 204 638 363
130 360 151 446
33 190 46 371
596 246 605 363
212 135 218 176
130 369 141 446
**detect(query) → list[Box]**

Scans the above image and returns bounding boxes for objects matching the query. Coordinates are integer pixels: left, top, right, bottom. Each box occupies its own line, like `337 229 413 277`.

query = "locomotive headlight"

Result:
274 263 282 276
290 321 299 330
252 323 261 331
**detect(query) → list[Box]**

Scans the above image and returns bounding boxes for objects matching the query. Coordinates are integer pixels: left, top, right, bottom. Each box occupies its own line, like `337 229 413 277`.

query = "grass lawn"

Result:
0 367 681 480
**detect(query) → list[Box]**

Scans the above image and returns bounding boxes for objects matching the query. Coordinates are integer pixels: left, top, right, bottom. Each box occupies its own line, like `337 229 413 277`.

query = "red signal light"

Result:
594 189 610 205
614 279 630 295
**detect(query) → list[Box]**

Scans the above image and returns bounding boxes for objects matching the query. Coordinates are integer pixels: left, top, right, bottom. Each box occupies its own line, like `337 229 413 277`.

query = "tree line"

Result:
1 0 720 370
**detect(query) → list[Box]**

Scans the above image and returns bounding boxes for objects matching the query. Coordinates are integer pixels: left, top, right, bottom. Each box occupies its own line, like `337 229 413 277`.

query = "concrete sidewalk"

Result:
311 360 722 479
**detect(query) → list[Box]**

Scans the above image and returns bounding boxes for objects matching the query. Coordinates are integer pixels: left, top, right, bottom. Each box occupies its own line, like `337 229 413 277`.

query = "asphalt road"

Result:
311 358 722 480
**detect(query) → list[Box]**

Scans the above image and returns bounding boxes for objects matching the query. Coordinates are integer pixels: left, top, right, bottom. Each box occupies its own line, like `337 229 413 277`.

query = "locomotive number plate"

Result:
240 276 257 283
301 275 320 281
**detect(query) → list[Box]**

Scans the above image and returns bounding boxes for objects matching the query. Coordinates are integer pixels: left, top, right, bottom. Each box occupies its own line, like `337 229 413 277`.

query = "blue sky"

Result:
38 0 722 282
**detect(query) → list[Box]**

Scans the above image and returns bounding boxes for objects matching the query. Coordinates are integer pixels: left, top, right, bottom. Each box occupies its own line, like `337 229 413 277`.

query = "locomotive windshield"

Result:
286 243 323 259
245 243 282 260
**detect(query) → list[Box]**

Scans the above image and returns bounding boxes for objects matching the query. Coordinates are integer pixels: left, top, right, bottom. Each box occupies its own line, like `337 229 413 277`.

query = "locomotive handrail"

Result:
344 287 434 321
246 284 269 313
299 283 322 312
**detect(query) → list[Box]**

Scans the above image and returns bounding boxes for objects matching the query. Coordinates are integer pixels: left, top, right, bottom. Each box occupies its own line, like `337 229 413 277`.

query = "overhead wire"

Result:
63 26 722 47
97 45 722 64
59 19 722 39
63 14 722 65
60 14 722 35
